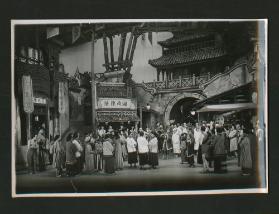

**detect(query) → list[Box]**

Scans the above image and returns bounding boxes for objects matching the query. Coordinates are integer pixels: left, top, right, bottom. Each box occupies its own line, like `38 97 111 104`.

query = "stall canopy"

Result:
197 102 256 113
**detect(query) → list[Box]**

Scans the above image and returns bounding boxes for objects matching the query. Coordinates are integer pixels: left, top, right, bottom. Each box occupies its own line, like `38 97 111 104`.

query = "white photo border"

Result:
11 19 268 197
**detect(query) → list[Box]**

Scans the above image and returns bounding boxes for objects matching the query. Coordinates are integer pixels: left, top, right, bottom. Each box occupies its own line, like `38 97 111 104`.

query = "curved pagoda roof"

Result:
158 32 214 48
149 46 226 68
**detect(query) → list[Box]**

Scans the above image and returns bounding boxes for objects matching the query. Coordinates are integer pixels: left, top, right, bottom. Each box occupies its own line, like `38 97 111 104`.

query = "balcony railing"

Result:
142 74 210 91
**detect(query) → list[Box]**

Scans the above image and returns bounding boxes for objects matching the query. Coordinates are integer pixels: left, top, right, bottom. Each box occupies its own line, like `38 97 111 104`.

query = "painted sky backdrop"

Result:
59 32 173 83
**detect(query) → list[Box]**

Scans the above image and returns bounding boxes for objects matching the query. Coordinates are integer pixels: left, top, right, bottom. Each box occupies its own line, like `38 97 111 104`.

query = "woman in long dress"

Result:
114 132 124 170
120 131 128 161
186 129 195 167
180 133 187 164
228 125 238 157
72 132 83 174
53 135 65 177
37 129 46 171
137 131 149 170
148 133 159 169
239 128 252 176
126 133 138 167
27 135 38 174
212 127 227 173
84 134 95 173
94 135 103 172
172 128 181 156
103 134 115 174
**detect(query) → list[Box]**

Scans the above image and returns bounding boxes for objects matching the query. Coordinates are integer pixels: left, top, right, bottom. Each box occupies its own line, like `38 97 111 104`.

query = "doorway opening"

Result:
169 97 198 124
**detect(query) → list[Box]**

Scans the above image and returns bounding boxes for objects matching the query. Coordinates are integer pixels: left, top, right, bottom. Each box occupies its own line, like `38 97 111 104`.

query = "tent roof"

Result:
197 102 256 113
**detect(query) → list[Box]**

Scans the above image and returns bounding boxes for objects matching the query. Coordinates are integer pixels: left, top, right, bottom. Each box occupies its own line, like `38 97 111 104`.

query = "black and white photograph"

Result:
11 19 268 197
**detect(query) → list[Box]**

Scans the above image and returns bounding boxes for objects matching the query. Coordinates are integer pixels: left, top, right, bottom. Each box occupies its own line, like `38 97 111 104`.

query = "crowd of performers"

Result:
26 121 263 177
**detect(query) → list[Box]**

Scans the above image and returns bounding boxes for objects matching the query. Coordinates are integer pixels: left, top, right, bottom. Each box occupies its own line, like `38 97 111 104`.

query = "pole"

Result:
26 113 31 140
59 113 62 136
91 28 97 132
102 33 109 71
140 107 143 128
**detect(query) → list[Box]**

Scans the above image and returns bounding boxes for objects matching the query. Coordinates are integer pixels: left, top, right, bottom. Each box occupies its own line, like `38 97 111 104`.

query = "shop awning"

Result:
197 103 256 113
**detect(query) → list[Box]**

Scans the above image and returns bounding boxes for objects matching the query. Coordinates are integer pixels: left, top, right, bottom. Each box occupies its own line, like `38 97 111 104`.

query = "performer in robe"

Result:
172 128 181 156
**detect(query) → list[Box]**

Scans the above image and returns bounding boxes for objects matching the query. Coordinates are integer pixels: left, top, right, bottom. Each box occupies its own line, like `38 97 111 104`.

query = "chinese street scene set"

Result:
13 20 267 194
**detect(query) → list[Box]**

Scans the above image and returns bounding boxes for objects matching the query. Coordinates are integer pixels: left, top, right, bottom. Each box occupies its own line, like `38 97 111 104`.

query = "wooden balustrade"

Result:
142 74 209 90
97 84 135 98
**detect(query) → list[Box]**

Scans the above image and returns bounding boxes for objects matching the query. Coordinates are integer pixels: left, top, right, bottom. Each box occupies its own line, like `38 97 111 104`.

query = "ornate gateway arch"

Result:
164 92 206 125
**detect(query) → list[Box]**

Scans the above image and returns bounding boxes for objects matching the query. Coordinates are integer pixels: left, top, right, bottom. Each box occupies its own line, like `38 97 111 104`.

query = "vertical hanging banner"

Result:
58 82 65 114
64 81 69 113
72 25 81 44
22 75 34 113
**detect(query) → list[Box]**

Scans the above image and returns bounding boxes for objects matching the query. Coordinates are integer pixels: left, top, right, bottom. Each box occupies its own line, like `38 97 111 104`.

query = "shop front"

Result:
96 96 140 130
96 82 140 131
15 61 69 168
194 82 257 128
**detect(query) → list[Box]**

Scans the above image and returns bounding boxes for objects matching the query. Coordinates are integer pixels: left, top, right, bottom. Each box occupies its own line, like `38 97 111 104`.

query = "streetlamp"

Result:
146 103 150 111
189 109 199 124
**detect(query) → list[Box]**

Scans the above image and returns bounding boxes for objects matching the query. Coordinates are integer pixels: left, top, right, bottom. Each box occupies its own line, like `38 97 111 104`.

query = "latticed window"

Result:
195 75 208 85
181 77 193 87
97 85 134 98
167 79 180 88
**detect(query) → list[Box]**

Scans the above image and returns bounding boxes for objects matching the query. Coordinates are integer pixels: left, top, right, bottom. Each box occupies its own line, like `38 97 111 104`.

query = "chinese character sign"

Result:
58 82 66 114
22 75 34 113
97 98 136 110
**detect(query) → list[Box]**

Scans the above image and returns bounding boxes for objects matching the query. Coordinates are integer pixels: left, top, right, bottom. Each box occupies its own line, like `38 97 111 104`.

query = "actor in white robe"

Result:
172 128 181 154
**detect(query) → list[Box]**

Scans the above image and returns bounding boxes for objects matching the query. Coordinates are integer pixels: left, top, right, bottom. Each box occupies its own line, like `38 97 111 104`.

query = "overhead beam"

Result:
102 33 110 71
118 33 127 69
109 36 115 70
91 27 97 132
125 32 134 62
129 35 138 64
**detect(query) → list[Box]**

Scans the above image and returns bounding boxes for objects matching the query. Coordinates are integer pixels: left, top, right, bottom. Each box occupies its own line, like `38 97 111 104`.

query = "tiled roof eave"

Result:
158 33 213 47
149 55 227 68
150 56 226 69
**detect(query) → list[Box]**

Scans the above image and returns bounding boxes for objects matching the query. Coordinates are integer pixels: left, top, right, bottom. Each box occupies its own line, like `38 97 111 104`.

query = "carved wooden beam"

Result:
125 32 134 67
109 36 115 70
129 35 138 63
118 33 126 69
102 33 110 71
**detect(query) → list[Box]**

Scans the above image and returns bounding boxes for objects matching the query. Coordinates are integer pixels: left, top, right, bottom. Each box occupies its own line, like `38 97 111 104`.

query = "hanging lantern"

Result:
190 110 196 116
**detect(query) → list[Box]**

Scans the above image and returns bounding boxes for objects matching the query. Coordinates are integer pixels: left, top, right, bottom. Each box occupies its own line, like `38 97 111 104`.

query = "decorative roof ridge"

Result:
158 32 213 47
150 46 225 61
148 46 226 68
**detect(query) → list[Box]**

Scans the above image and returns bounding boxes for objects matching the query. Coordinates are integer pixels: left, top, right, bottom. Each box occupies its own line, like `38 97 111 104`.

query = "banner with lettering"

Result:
97 98 137 110
58 82 65 114
22 75 34 113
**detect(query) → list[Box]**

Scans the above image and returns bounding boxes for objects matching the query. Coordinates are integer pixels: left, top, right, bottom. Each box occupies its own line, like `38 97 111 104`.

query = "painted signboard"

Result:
97 98 137 110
